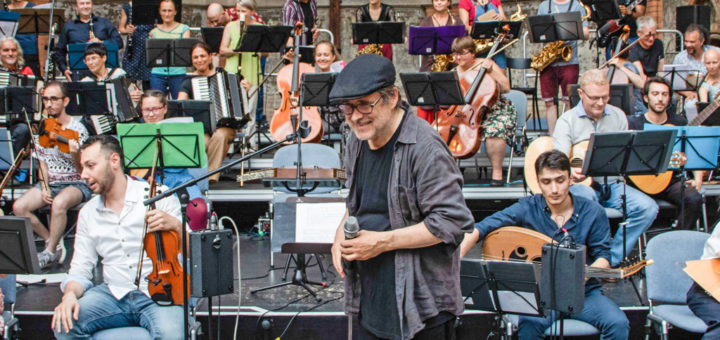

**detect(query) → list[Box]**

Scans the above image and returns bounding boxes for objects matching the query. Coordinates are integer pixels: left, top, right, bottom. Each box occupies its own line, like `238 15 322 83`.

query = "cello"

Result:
270 22 324 143
134 135 187 306
433 26 510 159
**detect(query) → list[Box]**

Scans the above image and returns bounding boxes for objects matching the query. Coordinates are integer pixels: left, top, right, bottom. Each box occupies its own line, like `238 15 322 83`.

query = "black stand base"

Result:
251 254 325 301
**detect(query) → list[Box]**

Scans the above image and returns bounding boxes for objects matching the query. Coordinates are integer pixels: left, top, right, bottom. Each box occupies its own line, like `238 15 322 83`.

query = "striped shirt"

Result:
282 0 317 46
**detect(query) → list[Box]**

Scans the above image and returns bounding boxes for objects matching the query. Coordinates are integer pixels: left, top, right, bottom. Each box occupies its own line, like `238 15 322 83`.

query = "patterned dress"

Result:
121 3 153 82
482 96 516 143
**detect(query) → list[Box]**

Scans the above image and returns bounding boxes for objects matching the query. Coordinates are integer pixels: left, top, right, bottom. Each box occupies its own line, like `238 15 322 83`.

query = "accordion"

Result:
191 70 251 130
73 77 140 135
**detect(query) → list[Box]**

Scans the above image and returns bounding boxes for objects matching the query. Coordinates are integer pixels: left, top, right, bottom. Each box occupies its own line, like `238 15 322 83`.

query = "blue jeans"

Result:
518 286 629 340
570 182 658 266
54 284 184 340
149 74 185 99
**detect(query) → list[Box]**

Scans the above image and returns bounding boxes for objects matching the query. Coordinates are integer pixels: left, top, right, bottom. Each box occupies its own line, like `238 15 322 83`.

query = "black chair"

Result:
506 57 541 130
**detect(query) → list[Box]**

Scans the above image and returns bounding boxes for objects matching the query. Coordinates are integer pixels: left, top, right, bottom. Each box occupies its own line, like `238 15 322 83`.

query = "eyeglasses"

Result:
338 96 382 116
581 93 610 102
142 106 165 114
41 96 64 103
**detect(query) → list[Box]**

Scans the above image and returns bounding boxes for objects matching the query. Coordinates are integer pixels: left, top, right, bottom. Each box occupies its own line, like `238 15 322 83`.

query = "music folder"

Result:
528 12 583 43
352 22 404 45
471 21 523 40
408 25 465 55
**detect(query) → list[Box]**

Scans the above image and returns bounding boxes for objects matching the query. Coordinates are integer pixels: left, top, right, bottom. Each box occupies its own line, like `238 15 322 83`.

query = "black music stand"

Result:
580 0 621 23
352 22 404 46
2 87 37 114
0 11 19 38
407 25 465 55
527 12 584 43
167 100 215 134
471 21 523 40
301 72 336 107
146 39 198 69
131 0 181 26
0 217 41 275
0 128 13 171
201 27 224 53
13 8 64 35
66 82 111 116
660 65 705 91
400 72 464 123
236 25 294 53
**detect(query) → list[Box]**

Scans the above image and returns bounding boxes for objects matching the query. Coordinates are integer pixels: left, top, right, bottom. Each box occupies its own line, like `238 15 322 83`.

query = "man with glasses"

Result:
553 68 658 268
330 54 474 339
629 16 664 77
13 81 92 269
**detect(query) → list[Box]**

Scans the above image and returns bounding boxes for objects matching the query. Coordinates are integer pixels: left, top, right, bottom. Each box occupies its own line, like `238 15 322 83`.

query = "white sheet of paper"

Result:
295 202 346 243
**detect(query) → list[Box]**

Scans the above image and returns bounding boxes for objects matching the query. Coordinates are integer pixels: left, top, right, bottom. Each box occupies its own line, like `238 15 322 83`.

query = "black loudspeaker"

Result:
190 229 235 297
676 5 712 49
540 243 586 314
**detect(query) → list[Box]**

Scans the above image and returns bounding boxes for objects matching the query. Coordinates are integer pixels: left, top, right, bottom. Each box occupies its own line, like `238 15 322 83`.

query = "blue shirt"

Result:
474 193 611 287
54 16 124 72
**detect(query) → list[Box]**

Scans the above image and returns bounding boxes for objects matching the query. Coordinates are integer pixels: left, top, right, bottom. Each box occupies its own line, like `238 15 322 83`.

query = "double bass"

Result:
432 26 510 159
270 22 324 143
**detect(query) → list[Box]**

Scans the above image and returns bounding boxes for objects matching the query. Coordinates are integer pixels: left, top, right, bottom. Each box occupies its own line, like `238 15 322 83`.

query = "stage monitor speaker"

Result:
540 243 585 314
190 229 235 297
676 5 711 50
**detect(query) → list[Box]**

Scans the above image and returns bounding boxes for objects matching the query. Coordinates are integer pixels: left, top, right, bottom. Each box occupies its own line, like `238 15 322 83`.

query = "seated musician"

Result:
699 49 720 103
687 224 720 339
51 135 184 339
0 37 33 156
177 42 246 185
451 36 515 186
628 77 703 229
553 69 658 267
458 0 506 33
13 82 92 269
460 150 629 339
673 24 720 75
418 0 461 73
606 39 647 116
629 16 663 78
314 41 346 134
79 43 141 103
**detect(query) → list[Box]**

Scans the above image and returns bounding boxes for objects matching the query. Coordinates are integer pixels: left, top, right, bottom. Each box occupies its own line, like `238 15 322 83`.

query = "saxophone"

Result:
430 9 457 72
474 4 526 55
355 43 384 57
530 2 591 72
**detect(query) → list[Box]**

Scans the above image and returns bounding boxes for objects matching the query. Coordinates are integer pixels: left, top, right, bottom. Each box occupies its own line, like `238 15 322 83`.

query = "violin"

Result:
134 135 187 306
270 22 324 143
432 26 509 159
38 118 79 153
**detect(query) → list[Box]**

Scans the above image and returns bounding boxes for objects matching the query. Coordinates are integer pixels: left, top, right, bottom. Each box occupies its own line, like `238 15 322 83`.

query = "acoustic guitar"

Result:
627 151 687 195
481 226 652 279
523 136 591 194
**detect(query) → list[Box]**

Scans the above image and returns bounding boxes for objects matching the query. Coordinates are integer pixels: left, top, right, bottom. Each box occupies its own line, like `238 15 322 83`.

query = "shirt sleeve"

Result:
61 207 97 293
155 184 183 223
586 204 611 263
54 26 70 72
628 45 640 62
552 114 573 154
179 76 193 99
102 18 124 50
282 2 296 26
537 1 548 15
474 201 526 239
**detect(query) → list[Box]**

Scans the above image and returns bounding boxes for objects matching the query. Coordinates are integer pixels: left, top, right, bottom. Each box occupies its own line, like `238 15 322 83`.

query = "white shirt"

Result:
702 224 720 260
672 45 720 74
61 176 182 299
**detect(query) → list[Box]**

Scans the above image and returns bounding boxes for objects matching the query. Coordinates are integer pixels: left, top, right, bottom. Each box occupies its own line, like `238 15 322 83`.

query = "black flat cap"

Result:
329 54 395 103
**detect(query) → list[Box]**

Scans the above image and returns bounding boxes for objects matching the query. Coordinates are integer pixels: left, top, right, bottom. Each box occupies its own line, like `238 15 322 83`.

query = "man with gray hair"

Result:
553 68 658 267
629 16 665 77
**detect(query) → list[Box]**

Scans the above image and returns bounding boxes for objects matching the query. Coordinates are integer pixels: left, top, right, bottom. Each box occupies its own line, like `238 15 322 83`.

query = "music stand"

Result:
68 42 120 70
301 72 336 107
352 22 404 45
407 25 465 55
400 72 464 123
166 100 215 134
12 8 64 35
471 21 523 40
201 27 224 53
0 128 13 171
527 12 583 43
0 11 20 38
236 25 294 53
660 65 705 91
580 0 621 23
68 82 110 116
0 217 41 275
146 39 199 69
131 0 181 26
2 87 37 114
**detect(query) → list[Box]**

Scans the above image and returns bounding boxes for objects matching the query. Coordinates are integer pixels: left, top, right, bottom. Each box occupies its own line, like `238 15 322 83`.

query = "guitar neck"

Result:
690 100 720 126
585 259 652 279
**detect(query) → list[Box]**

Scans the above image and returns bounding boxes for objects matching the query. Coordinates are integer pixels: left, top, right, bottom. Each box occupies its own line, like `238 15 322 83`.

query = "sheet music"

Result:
295 202 346 243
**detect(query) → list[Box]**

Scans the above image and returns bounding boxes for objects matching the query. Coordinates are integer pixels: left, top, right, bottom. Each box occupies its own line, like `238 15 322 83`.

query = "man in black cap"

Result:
330 54 474 339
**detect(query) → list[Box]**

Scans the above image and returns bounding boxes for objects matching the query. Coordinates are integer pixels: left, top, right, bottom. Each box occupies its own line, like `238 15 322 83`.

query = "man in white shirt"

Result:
52 135 184 339
673 24 720 75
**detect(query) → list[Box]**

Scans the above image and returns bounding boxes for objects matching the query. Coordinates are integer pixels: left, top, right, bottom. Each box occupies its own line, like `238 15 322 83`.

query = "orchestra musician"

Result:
177 42 247 184
451 36 515 186
13 82 92 269
418 0 462 72
458 0 506 33
148 0 190 99
314 41 347 134
617 0 646 40
119 1 153 87
4 0 40 76
51 135 184 339
282 0 319 46
673 24 720 75
55 0 124 82
687 224 720 339
699 49 720 102
329 54 474 339
79 43 142 104
629 16 664 77
606 39 647 116
206 2 236 27
0 37 33 156
355 0 396 60
552 69 659 267
537 0 590 134
628 77 703 229
459 150 630 339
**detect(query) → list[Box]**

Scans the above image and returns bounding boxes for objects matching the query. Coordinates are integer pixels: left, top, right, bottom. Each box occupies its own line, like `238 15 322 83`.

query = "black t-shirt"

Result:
629 39 664 77
300 0 314 45
354 115 404 339
627 112 688 130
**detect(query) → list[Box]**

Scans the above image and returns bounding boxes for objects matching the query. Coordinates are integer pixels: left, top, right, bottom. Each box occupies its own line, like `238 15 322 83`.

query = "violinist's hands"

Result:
52 292 80 334
68 140 79 154
146 209 182 234
41 186 53 205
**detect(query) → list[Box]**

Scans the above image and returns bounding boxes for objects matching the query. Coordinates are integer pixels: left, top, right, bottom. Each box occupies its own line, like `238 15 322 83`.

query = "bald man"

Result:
206 3 233 27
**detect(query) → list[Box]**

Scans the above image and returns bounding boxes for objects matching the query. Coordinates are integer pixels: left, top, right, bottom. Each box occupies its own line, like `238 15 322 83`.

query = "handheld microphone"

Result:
344 216 359 239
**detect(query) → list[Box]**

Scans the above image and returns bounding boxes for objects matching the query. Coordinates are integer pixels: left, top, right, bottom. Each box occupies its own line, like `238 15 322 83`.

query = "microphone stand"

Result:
43 0 57 82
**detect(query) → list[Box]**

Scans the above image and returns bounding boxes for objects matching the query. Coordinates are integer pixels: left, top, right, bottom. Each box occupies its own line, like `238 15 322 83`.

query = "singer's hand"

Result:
340 230 389 262
331 240 345 278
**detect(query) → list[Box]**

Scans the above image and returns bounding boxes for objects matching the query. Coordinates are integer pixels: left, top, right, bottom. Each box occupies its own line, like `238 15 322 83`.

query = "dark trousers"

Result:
358 317 456 340
10 122 29 156
655 180 703 230
687 282 720 339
